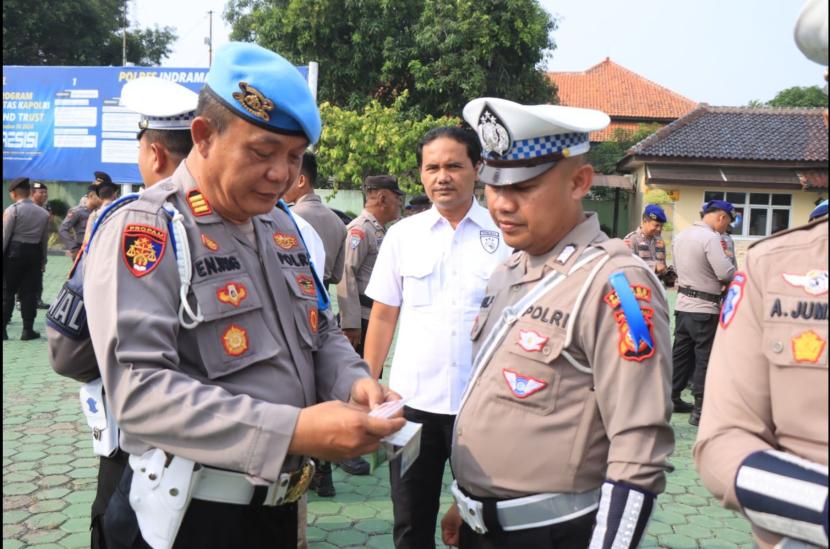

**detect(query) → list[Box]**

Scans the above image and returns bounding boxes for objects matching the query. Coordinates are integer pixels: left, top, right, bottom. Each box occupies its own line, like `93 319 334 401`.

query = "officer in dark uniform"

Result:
31 181 52 309
404 194 431 216
59 176 103 258
3 177 51 340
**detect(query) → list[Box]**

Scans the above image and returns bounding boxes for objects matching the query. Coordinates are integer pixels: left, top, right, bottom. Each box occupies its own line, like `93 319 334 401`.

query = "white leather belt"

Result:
451 481 600 534
192 463 315 507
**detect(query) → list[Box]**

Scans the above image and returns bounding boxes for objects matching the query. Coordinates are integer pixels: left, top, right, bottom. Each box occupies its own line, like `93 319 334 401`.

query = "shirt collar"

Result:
520 213 604 282
423 198 487 230
175 162 271 226
296 193 322 205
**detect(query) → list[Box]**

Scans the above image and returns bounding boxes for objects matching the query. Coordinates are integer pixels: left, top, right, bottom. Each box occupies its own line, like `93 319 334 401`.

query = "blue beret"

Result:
205 42 321 144
643 204 667 223
809 199 828 222
702 199 737 220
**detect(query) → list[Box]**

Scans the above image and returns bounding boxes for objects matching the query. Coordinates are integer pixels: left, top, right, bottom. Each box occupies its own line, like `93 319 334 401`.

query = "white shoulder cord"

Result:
162 203 204 329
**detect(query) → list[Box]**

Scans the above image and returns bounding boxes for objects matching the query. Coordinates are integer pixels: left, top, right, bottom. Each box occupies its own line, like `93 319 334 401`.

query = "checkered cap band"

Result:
141 111 196 131
504 132 589 160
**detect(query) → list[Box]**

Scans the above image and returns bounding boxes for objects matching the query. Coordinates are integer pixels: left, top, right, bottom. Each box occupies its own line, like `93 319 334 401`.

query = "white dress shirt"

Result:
293 212 326 283
365 200 511 414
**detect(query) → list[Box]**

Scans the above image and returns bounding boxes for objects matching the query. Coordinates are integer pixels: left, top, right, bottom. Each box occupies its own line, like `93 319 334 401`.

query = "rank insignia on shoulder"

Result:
232 82 275 122
555 243 577 264
479 230 500 254
782 270 828 296
295 274 316 297
791 330 826 363
273 232 299 250
217 282 248 307
222 324 249 357
502 368 547 398
720 272 747 328
201 233 220 252
122 224 167 278
516 329 548 353
309 307 319 334
349 228 365 250
187 189 212 217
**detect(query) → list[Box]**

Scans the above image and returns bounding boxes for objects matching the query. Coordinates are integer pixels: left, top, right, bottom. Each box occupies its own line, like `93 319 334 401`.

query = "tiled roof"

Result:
548 58 697 119
627 105 828 162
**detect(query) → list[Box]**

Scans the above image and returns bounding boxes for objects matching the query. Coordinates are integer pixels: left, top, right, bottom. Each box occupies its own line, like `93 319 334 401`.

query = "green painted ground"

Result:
3 257 752 548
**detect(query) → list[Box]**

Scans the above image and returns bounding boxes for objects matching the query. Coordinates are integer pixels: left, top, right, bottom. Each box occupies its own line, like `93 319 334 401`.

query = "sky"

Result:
132 0 826 107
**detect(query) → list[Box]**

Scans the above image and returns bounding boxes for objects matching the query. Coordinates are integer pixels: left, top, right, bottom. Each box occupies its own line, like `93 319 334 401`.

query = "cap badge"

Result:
138 118 149 130
222 324 249 357
502 368 547 398
232 81 275 122
217 282 248 308
478 106 511 158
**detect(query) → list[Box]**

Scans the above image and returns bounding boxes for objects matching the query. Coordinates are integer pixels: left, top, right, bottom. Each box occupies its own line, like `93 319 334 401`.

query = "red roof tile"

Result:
548 58 697 120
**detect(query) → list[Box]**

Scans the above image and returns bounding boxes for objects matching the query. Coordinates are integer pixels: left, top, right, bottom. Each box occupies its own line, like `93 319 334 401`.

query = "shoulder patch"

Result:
349 228 365 249
720 272 747 328
607 272 655 362
122 224 167 278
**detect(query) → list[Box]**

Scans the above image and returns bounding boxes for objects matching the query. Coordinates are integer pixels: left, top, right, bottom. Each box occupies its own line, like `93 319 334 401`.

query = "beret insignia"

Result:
232 81 275 122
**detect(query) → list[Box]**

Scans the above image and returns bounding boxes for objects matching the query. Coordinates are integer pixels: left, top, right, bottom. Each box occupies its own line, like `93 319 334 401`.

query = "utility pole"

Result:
208 10 213 65
122 0 128 65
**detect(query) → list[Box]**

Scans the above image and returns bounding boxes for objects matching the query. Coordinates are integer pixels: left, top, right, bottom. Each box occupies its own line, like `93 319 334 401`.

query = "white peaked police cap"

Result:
120 77 198 131
794 0 829 66
462 97 610 186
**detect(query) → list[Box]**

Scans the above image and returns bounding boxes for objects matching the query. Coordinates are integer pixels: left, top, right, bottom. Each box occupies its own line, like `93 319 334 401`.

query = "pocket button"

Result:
772 341 784 354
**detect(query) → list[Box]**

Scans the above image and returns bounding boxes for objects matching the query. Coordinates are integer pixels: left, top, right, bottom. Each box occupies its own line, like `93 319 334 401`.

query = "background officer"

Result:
441 98 673 549
31 181 52 309
3 177 51 340
84 42 403 549
364 126 510 549
59 176 102 258
284 151 347 288
671 199 736 423
624 204 668 275
82 173 121 245
47 75 198 549
404 194 431 216
695 2 828 547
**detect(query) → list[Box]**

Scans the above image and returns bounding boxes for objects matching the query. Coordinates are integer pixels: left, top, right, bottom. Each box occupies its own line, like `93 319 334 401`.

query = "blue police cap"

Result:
702 199 737 220
205 42 321 144
643 204 667 223
809 199 828 221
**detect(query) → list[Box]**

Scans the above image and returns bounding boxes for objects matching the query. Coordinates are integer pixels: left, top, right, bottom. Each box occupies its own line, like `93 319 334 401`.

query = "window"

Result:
702 191 791 237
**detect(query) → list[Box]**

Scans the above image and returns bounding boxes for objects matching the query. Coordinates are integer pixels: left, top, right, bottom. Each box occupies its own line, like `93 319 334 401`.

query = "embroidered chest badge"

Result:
273 232 299 250
309 307 319 334
479 230 500 254
201 233 219 252
217 282 248 307
502 368 547 398
782 270 828 296
187 189 212 217
222 324 249 357
792 330 826 363
720 272 747 328
516 329 548 352
122 224 167 278
295 274 316 297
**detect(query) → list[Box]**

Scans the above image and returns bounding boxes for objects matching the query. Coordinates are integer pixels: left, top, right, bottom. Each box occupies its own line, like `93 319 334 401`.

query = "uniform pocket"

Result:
400 261 436 307
281 269 319 351
763 325 828 368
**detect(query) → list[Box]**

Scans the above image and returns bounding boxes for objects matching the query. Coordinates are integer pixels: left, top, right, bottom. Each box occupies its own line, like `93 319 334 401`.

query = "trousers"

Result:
671 311 719 398
3 244 42 329
458 510 596 549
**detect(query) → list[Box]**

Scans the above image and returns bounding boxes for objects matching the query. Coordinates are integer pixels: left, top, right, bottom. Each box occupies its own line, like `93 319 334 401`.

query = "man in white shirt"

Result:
363 126 511 548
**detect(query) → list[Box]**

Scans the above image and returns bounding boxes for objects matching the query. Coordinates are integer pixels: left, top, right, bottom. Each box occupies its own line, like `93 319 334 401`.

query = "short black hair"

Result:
416 126 481 167
196 87 235 135
301 151 318 187
141 129 194 159
98 186 119 200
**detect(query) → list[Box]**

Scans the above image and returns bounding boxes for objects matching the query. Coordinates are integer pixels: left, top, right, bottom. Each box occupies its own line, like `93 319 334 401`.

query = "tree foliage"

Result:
3 0 176 66
766 86 828 108
225 0 558 116
315 92 459 193
588 124 662 175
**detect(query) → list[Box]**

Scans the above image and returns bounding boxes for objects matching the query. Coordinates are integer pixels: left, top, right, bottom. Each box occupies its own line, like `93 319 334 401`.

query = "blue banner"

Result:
3 65 309 184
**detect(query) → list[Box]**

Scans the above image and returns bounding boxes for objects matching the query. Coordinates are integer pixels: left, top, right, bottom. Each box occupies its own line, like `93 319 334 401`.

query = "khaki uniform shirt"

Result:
673 221 736 314
83 163 369 481
3 198 50 263
452 214 674 499
624 227 667 272
336 209 384 329
694 219 828 549
291 193 346 285
59 204 92 253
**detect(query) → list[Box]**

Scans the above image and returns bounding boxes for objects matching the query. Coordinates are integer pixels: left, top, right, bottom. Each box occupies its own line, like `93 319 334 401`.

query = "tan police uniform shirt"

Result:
3 198 50 264
452 214 674 499
83 162 369 481
624 227 667 273
59 204 92 254
694 219 828 549
291 193 346 285
336 209 384 330
673 221 736 314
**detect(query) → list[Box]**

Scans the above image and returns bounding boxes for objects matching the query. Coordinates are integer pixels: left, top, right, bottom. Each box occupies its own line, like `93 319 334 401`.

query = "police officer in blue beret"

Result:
624 204 668 275
809 199 828 222
671 199 737 423
84 42 405 549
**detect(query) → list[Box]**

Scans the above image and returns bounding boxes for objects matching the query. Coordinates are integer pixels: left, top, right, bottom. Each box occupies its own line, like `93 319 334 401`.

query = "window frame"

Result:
702 190 792 238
